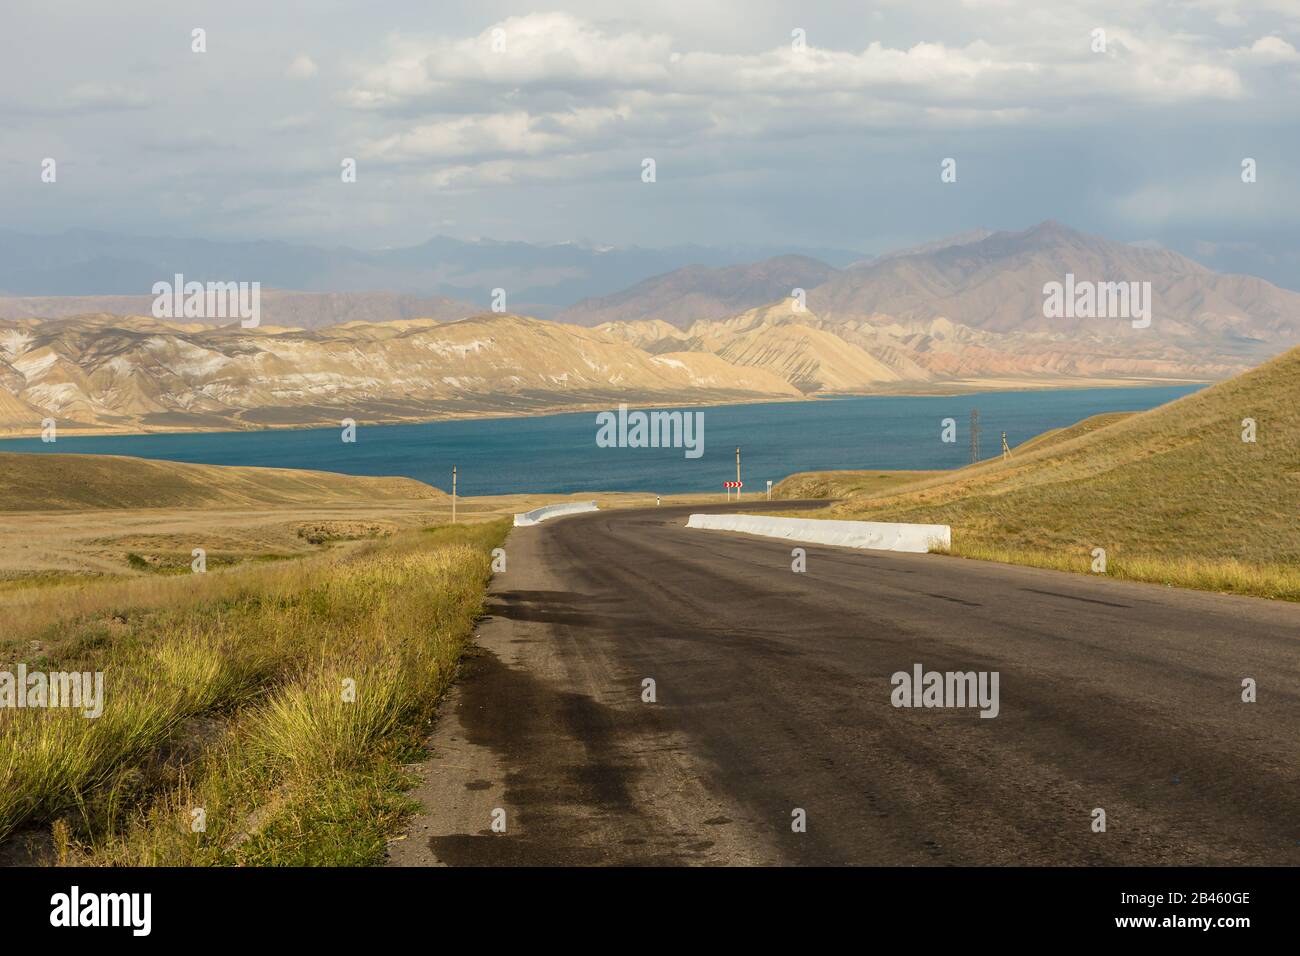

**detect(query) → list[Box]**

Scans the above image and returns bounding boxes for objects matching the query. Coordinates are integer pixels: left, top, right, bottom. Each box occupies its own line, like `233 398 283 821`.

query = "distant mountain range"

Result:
553 255 839 327
0 292 481 331
579 221 1298 343
591 221 1299 391
0 228 861 308
1 221 1297 434
806 221 1300 349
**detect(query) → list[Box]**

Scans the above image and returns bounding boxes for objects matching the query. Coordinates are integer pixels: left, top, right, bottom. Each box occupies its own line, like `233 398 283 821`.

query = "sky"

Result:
2 0 1298 281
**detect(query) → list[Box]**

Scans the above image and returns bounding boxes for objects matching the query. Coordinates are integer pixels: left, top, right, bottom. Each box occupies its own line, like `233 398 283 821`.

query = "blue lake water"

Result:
0 386 1201 496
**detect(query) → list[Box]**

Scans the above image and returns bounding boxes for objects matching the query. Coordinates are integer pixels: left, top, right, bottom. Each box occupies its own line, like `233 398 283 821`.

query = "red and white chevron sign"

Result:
723 481 744 489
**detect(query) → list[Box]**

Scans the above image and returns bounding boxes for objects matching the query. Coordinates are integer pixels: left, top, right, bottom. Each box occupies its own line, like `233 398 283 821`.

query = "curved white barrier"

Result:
686 513 950 553
513 501 600 527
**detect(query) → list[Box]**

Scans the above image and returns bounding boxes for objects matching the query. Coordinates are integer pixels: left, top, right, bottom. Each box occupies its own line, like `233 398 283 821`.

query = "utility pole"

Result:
736 446 741 500
969 409 981 465
1001 431 1011 460
452 465 457 523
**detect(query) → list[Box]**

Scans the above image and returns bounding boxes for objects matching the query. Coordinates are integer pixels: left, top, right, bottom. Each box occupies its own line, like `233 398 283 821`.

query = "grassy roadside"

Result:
773 477 1300 601
0 519 508 865
926 543 1300 601
772 346 1300 602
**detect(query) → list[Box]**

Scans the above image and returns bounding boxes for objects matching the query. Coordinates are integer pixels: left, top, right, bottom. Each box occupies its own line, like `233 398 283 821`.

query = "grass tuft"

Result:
0 520 508 864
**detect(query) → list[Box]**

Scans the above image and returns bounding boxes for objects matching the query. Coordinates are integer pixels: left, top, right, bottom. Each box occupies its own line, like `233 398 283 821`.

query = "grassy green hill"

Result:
0 452 442 511
795 346 1300 599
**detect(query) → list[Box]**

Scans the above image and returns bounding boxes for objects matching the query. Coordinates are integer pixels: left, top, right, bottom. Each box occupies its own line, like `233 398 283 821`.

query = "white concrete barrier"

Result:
685 513 950 553
513 501 599 527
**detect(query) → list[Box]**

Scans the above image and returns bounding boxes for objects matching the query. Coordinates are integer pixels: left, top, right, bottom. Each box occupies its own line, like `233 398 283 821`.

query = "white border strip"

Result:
686 513 950 553
514 501 600 527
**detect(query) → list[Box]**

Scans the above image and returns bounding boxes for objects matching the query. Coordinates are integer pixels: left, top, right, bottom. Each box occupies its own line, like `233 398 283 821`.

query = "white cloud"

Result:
364 112 571 162
350 13 1245 112
286 54 319 78
2 0 1297 261
343 11 1246 184
1232 36 1300 62
348 13 673 109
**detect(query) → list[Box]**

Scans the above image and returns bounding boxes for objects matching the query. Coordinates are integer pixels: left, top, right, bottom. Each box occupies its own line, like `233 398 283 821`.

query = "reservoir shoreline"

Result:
0 384 1204 497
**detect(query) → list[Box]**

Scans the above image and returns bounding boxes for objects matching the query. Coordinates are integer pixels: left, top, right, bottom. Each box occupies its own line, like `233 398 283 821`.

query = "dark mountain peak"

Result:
985 219 1092 252
1024 218 1075 238
552 255 839 328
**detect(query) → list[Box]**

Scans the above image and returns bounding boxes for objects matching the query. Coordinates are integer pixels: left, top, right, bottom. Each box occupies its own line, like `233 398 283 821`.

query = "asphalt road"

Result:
389 501 1300 866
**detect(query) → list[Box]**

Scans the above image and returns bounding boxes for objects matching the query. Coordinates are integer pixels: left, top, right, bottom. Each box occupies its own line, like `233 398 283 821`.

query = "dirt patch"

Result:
296 520 397 544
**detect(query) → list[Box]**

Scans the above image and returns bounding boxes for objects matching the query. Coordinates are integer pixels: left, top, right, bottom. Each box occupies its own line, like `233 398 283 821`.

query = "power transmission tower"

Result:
970 409 981 464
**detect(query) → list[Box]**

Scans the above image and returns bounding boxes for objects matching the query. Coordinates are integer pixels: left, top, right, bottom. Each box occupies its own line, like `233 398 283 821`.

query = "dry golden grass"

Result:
0 521 508 865
781 347 1300 600
0 452 444 512
0 442 721 865
0 542 349 654
774 470 939 500
0 481 727 582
